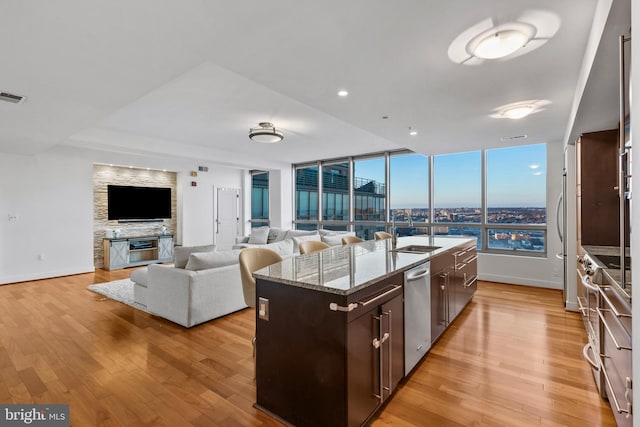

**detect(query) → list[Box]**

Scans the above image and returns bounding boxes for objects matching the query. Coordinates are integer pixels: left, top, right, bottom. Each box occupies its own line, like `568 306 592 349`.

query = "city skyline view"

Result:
294 144 547 252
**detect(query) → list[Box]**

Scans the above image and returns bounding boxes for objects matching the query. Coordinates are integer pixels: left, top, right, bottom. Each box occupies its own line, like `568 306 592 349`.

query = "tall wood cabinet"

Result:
576 129 620 246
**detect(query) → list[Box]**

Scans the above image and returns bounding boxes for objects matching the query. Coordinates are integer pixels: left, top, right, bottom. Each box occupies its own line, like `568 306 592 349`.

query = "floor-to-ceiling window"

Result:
433 151 482 248
292 144 547 255
485 144 547 252
295 164 319 230
390 152 429 236
322 162 350 221
353 156 386 239
250 171 269 228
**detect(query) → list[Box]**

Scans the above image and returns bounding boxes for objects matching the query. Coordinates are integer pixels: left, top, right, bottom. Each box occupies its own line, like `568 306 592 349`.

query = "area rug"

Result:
88 279 149 312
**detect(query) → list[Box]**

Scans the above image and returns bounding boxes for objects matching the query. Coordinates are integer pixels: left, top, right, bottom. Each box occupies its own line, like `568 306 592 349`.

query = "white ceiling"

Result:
0 0 619 169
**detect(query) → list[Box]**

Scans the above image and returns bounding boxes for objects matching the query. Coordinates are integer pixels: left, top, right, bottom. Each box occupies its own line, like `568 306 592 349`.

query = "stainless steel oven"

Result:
576 249 605 398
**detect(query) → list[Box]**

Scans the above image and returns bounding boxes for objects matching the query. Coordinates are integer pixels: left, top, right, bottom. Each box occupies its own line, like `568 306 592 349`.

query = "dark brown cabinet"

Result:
255 273 404 427
347 291 403 426
430 242 477 344
576 129 620 246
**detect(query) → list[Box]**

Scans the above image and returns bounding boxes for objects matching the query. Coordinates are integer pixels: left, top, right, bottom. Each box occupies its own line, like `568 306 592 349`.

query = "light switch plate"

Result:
258 297 269 321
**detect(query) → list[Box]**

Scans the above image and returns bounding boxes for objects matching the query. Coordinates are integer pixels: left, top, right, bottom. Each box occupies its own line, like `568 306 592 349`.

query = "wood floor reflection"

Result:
0 273 615 426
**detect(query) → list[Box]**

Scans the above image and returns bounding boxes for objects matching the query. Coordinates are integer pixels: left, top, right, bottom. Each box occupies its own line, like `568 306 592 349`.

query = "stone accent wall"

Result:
93 165 177 268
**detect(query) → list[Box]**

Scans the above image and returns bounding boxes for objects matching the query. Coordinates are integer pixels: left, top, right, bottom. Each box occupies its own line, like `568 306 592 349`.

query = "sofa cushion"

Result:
248 226 270 244
321 231 356 246
262 239 295 257
284 229 318 240
185 249 242 271
292 234 322 252
174 244 215 268
130 267 149 286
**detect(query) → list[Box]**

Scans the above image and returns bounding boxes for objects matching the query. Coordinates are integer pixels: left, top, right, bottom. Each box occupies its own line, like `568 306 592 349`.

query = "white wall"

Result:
0 145 244 284
180 166 244 247
0 150 95 284
475 140 564 289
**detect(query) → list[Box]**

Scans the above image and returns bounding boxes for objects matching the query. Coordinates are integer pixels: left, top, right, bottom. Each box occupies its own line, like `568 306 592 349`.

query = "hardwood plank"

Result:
0 273 616 426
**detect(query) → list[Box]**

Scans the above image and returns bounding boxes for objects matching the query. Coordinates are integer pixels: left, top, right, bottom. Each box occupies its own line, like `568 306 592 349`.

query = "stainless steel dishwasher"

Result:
404 261 431 375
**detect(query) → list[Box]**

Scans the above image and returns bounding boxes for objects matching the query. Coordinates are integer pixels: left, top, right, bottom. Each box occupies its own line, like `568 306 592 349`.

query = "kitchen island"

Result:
252 236 476 427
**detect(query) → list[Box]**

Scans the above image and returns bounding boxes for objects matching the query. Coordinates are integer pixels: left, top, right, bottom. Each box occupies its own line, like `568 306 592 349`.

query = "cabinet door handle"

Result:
385 310 392 397
373 316 384 403
582 342 599 370
329 302 358 312
601 355 632 415
358 285 401 307
598 286 632 318
597 308 632 351
464 274 477 288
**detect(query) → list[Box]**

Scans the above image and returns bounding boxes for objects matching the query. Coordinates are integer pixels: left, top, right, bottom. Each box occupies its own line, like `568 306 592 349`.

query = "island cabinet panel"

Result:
255 272 404 427
429 241 477 344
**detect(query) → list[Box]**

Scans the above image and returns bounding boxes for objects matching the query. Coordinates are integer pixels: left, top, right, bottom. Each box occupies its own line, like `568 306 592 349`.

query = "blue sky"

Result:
353 144 547 209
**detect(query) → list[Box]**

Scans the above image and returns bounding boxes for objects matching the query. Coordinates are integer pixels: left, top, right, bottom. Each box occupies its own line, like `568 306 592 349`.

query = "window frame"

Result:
249 170 270 228
292 146 547 257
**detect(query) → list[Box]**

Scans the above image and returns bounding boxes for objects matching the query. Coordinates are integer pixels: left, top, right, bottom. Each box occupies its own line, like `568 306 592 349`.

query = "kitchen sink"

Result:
390 245 441 254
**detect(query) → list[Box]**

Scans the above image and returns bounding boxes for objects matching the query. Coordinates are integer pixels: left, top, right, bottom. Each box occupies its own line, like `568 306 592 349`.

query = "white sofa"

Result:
130 240 295 328
233 227 356 251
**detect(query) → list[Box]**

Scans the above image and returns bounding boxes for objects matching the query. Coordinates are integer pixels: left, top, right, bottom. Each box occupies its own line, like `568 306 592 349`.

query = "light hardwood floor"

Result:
0 270 616 426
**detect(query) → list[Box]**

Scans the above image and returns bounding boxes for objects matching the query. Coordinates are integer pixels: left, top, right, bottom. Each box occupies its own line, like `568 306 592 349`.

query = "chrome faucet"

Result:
391 209 413 247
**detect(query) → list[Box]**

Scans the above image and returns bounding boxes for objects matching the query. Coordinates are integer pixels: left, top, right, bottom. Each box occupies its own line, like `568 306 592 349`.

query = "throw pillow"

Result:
292 234 322 253
268 227 289 243
174 244 215 269
185 249 242 271
321 232 356 246
263 239 295 257
249 226 270 244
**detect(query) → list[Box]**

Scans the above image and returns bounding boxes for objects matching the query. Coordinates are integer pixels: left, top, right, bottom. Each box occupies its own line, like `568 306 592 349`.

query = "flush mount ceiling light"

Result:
491 100 551 120
249 122 284 143
337 89 349 97
466 23 536 60
448 10 560 65
501 105 534 119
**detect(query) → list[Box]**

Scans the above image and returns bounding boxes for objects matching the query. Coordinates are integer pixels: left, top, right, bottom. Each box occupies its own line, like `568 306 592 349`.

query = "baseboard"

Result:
0 265 96 285
564 300 579 312
477 273 562 289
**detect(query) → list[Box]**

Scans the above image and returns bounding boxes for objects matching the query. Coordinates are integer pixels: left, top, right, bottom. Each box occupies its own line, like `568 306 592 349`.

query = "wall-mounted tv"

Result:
107 185 171 221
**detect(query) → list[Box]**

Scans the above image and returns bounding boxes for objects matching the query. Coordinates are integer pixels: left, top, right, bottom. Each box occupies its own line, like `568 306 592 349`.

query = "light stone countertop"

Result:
253 236 474 296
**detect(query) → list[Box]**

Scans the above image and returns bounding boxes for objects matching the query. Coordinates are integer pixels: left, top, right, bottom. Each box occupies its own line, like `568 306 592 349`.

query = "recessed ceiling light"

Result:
529 164 540 169
501 105 534 119
409 127 418 136
337 90 349 97
382 116 389 120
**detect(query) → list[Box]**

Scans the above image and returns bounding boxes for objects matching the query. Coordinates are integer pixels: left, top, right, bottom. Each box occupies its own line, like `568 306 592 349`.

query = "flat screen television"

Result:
107 185 171 221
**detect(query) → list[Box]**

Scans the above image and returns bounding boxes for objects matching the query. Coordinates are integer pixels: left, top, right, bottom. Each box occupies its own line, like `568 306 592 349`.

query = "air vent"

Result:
500 134 528 142
0 92 26 104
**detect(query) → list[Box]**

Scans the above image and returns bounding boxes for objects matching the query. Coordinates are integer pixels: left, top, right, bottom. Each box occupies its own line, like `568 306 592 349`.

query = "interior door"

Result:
215 187 239 251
